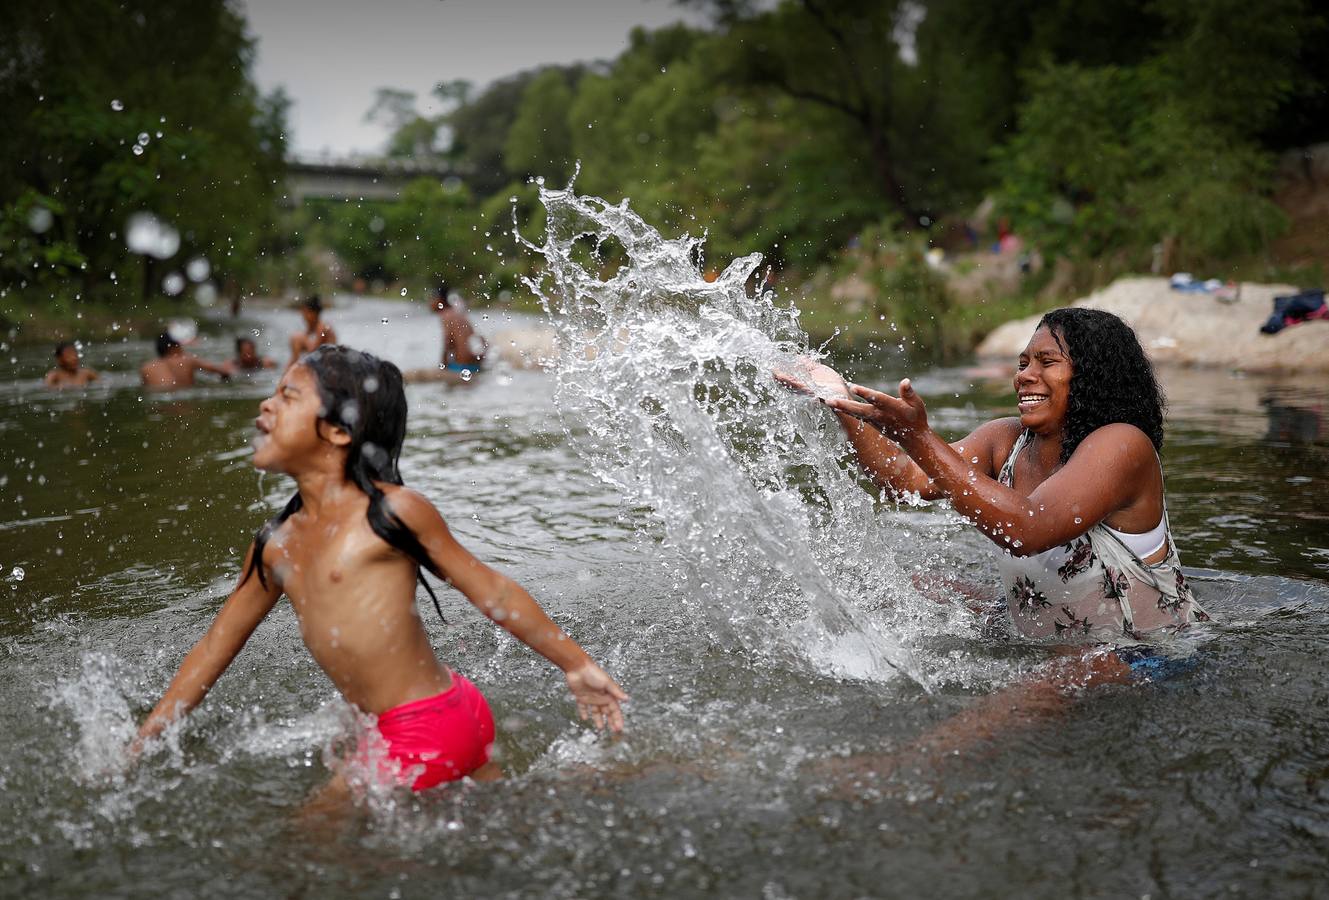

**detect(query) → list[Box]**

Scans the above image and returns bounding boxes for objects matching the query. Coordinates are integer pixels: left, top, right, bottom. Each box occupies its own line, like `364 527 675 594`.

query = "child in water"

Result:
135 345 627 790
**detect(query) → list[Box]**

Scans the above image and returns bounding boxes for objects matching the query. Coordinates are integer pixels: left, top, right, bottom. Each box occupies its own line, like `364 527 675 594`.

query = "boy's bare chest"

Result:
268 520 396 604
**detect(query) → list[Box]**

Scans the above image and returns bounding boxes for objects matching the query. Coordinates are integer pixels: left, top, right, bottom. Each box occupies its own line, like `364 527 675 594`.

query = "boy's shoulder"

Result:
378 483 442 523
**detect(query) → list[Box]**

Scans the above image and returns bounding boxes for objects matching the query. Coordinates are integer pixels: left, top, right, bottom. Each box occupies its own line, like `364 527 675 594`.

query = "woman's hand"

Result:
772 356 850 401
565 662 629 733
826 378 929 442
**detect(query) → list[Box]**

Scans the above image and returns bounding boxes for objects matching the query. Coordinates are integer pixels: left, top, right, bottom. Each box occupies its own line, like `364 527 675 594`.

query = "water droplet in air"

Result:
10 567 24 581
399 288 407 296
380 317 389 325
1074 517 1083 525
460 369 473 382
110 99 123 111
131 144 144 156
125 212 180 259
185 257 210 282
137 132 150 145
162 272 185 296
27 207 53 234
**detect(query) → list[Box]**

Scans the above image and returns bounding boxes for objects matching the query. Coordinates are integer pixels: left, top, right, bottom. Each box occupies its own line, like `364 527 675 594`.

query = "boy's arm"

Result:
389 488 628 731
191 356 232 379
135 543 282 748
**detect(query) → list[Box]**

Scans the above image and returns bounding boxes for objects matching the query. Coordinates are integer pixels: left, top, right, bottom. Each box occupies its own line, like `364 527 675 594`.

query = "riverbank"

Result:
975 276 1328 373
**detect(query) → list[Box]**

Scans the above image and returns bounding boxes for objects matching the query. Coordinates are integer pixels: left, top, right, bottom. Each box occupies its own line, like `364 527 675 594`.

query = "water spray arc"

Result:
518 177 927 685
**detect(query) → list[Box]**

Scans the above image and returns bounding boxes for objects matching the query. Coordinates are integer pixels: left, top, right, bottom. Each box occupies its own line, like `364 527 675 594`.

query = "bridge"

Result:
281 155 462 206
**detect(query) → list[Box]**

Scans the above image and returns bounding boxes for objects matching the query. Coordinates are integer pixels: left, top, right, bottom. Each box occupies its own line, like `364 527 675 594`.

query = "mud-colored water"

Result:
1 192 1326 897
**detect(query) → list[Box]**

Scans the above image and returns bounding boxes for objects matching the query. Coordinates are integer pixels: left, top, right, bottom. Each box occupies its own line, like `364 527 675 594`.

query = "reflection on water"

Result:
0 282 1326 896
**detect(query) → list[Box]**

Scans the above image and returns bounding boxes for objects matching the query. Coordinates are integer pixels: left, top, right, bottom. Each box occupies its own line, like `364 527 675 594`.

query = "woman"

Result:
785 307 1206 677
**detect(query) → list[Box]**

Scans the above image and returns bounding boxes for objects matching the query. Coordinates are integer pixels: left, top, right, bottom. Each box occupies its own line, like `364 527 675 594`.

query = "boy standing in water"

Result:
44 341 99 388
286 295 337 372
136 346 626 790
433 283 486 376
140 333 231 390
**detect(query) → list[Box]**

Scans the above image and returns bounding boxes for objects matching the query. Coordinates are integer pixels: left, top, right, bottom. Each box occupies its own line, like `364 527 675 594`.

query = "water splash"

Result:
520 179 928 684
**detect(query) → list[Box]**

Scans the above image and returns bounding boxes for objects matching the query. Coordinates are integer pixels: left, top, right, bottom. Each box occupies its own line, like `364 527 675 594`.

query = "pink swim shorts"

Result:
373 673 495 791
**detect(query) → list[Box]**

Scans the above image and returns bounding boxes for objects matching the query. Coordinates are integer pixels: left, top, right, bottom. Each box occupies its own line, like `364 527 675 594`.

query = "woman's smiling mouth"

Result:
1018 392 1050 412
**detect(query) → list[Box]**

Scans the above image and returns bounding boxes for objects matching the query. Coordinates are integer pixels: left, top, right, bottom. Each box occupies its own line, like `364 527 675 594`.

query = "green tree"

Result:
504 69 577 183
0 0 287 306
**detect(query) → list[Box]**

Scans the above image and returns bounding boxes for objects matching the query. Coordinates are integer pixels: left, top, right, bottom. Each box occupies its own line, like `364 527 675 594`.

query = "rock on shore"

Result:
975 277 1328 373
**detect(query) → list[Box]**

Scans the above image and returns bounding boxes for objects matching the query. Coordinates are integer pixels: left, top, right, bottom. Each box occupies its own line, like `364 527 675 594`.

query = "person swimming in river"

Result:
44 341 99 388
778 308 1207 751
139 332 231 391
226 336 276 374
134 345 627 794
433 283 487 376
285 294 337 373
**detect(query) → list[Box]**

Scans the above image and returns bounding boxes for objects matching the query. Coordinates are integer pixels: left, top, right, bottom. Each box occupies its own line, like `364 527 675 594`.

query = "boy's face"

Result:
238 341 257 362
253 365 340 472
300 307 319 328
57 346 80 370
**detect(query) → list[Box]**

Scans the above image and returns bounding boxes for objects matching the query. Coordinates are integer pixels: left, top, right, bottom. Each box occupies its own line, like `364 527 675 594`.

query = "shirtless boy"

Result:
135 345 626 793
139 332 231 390
44 341 99 388
286 295 337 372
227 337 276 374
433 284 487 376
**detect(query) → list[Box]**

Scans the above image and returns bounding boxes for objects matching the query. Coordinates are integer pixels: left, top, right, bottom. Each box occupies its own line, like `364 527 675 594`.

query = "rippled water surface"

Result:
2 206 1327 896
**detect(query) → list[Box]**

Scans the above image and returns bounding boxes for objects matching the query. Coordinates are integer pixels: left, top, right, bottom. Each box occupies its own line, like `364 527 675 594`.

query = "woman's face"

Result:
1014 325 1072 434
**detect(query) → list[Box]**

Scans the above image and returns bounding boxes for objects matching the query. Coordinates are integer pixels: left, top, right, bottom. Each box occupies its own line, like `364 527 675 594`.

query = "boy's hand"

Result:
565 662 629 733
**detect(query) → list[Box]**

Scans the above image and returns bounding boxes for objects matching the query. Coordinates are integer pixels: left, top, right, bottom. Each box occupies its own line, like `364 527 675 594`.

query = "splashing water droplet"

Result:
185 257 210 282
125 212 179 259
459 369 472 382
10 567 25 581
380 317 389 325
110 99 123 111
131 144 144 156
137 132 149 145
162 272 185 296
399 288 407 296
1074 517 1083 525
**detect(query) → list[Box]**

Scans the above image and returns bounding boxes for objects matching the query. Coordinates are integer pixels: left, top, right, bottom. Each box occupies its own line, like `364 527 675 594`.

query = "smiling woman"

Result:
779 307 1207 655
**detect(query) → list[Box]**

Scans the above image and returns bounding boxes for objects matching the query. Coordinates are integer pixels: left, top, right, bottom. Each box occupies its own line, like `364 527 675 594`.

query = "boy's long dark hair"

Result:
243 345 445 620
1038 307 1166 464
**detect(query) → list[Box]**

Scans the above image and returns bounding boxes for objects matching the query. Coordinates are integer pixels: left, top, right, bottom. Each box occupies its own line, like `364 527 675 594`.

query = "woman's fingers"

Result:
825 397 878 418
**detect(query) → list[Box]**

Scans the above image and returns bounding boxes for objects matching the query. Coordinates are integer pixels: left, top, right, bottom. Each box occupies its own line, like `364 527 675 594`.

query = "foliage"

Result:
0 0 288 307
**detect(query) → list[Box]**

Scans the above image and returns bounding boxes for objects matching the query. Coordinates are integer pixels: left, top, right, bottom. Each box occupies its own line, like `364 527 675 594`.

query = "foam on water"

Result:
520 180 938 685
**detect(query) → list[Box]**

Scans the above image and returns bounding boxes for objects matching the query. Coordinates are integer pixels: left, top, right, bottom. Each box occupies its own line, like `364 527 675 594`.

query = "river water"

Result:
2 198 1328 897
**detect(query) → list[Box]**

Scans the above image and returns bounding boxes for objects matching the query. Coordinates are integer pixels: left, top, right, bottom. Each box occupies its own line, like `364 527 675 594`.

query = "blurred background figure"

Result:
140 332 231 391
286 295 337 372
44 341 99 389
227 336 276 375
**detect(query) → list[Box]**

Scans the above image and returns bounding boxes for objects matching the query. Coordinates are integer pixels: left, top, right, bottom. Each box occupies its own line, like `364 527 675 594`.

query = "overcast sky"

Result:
241 0 709 157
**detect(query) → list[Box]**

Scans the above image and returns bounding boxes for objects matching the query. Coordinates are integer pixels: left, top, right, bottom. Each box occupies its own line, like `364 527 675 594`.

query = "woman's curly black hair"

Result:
1037 308 1166 464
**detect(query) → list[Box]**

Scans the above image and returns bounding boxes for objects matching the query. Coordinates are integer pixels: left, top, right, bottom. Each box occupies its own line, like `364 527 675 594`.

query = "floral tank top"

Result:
995 430 1208 643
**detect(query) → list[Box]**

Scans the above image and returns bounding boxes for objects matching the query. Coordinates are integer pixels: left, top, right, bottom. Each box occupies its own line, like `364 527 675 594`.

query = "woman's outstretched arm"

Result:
828 379 1155 555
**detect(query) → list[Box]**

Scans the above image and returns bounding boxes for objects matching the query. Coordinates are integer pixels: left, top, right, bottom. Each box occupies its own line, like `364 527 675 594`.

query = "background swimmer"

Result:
44 341 99 388
140 332 231 391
